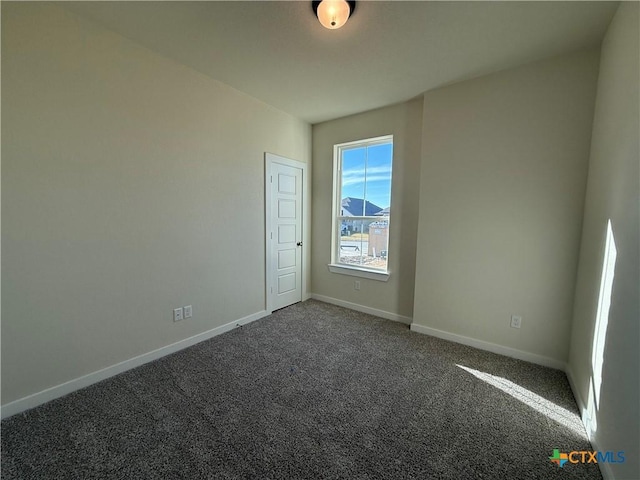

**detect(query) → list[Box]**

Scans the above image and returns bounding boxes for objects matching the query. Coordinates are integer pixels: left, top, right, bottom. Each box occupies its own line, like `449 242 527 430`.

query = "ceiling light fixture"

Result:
313 0 356 30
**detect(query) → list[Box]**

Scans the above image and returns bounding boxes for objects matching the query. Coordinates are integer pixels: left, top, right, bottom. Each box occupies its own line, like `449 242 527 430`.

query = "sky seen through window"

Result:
341 143 392 210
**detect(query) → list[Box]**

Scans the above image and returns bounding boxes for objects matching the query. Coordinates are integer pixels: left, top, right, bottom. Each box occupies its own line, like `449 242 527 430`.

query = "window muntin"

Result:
332 136 393 273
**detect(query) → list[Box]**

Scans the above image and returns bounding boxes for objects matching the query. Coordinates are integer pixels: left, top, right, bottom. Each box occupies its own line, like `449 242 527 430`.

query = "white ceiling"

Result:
63 1 618 124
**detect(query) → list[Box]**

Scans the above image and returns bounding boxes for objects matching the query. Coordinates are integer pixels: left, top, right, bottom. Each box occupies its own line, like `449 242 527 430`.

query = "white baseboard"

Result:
410 322 567 371
565 365 613 480
310 294 412 325
565 364 588 426
586 434 615 480
1 310 268 420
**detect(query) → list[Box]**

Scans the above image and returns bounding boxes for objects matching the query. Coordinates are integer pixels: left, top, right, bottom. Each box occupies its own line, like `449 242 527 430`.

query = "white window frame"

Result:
328 135 393 282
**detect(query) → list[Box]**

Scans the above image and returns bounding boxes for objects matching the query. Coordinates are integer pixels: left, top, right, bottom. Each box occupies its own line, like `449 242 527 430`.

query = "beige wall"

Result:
1 3 311 405
568 3 639 478
311 98 423 319
413 50 600 364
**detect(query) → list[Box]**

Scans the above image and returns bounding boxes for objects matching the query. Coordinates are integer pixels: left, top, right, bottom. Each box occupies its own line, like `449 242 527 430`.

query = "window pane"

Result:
339 217 389 271
341 147 366 216
340 219 365 265
363 143 392 212
367 219 389 270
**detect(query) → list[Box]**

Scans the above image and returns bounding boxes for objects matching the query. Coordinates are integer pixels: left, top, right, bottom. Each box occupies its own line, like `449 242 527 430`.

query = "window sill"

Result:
327 264 390 282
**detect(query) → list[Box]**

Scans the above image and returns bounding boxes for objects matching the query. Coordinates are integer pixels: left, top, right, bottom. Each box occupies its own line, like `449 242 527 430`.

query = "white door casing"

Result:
265 153 304 312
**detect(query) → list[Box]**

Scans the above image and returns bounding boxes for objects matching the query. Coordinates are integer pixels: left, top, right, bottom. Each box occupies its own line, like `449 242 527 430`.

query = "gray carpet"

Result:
1 300 601 479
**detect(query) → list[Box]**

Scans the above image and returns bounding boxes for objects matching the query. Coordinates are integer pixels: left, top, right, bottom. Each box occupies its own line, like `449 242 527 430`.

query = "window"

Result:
329 135 393 281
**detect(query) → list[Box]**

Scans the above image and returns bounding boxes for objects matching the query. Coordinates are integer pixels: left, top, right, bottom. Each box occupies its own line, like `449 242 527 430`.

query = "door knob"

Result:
297 242 303 246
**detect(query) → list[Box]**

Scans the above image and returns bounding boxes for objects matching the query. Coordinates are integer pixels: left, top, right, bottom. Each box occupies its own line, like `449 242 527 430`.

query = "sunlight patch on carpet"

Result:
456 364 587 438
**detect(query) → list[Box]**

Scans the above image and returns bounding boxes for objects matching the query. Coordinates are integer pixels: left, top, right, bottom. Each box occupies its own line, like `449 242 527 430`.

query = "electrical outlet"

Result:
173 307 184 322
184 305 193 319
354 280 361 291
510 315 522 329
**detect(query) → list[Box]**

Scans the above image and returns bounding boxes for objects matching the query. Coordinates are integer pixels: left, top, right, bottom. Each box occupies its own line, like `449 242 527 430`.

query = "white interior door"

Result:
266 156 303 311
